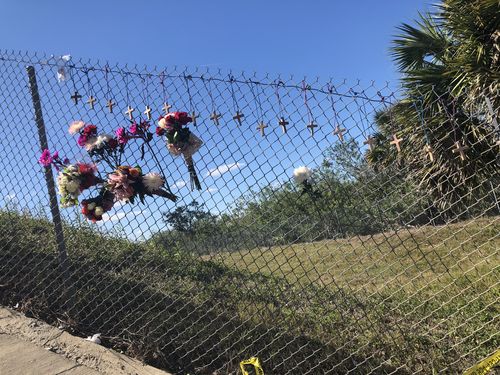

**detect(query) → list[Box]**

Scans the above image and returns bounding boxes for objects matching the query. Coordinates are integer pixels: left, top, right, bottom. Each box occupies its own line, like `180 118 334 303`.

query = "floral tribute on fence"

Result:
156 112 203 191
40 116 182 223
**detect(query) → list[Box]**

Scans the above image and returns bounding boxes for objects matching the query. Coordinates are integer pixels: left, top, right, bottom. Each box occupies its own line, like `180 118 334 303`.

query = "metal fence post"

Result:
26 65 71 306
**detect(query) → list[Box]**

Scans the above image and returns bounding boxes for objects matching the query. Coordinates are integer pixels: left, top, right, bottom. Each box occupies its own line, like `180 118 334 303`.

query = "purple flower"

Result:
52 151 59 160
39 149 52 167
115 127 129 145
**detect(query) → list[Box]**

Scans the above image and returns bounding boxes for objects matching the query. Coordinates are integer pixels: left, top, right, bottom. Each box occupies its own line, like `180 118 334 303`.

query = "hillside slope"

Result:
0 211 498 374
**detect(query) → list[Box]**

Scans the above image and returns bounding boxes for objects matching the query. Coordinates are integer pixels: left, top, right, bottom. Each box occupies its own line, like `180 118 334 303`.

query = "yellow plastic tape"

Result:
463 349 500 375
240 356 264 375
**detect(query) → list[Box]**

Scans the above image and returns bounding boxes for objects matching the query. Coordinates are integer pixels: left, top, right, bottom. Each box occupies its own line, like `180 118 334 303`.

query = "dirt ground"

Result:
0 306 171 375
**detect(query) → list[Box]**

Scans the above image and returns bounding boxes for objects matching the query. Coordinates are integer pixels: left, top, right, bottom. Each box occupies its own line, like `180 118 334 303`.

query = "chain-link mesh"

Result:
0 50 498 374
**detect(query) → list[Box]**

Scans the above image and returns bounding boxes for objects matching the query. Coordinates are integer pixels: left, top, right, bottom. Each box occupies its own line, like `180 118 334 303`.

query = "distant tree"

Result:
163 200 214 234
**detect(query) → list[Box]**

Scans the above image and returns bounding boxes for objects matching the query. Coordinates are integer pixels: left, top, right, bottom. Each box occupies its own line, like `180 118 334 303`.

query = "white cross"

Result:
363 136 376 150
257 121 268 136
452 140 469 161
390 134 403 152
144 105 152 120
333 125 347 142
162 102 172 114
106 99 115 113
87 96 96 109
424 144 434 162
125 105 135 120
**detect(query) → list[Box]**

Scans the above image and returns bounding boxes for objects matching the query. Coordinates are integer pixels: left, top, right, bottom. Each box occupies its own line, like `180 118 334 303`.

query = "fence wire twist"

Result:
0 50 498 374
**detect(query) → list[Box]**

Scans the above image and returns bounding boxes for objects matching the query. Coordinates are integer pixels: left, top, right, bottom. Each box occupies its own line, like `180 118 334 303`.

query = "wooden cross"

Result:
233 111 244 126
144 105 152 120
278 117 289 134
390 134 403 152
87 95 96 109
333 125 347 142
257 121 268 137
162 102 172 114
125 105 135 120
452 140 469 161
191 111 198 126
70 91 82 105
106 99 115 113
424 144 434 162
363 136 376 151
190 111 199 126
307 121 318 136
210 111 221 126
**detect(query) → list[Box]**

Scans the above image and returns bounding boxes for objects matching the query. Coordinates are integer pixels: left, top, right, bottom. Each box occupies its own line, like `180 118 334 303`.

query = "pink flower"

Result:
39 149 52 167
52 151 59 160
129 123 138 135
77 134 88 147
115 127 129 145
107 170 134 201
68 120 85 135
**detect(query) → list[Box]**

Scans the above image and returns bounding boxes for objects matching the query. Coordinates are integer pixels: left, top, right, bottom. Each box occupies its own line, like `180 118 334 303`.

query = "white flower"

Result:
94 206 104 216
94 134 112 149
65 180 80 193
68 120 85 135
84 137 98 151
143 172 164 192
87 202 96 210
293 166 312 184
158 117 167 129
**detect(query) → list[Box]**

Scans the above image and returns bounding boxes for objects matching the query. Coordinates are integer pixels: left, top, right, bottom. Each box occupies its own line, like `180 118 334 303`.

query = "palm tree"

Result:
367 0 499 218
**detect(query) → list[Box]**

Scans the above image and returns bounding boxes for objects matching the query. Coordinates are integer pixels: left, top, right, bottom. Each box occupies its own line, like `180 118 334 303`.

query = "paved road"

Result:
0 306 171 375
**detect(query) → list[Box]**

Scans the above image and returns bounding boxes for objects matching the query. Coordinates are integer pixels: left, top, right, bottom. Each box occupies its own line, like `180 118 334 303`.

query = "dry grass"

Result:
211 217 499 293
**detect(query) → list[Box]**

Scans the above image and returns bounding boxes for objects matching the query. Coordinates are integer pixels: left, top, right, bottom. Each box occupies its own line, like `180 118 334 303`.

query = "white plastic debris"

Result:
85 333 101 345
56 54 71 82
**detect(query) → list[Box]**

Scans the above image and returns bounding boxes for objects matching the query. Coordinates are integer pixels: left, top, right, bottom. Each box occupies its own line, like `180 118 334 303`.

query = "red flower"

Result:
156 127 165 136
77 163 95 175
82 124 97 136
107 138 118 149
80 174 97 190
174 112 192 125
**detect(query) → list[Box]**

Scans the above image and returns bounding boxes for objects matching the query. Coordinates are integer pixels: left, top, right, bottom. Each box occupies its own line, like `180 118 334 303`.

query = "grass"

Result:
0 210 498 374
211 217 499 293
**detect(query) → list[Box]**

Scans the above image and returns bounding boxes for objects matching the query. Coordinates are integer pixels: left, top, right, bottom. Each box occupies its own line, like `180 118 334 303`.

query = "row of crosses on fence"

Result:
69 90 497 161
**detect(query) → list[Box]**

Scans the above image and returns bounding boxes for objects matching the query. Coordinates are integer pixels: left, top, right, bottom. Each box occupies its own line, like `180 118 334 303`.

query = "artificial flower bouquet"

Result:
156 111 203 190
40 150 100 208
39 119 178 223
293 166 320 198
106 165 177 204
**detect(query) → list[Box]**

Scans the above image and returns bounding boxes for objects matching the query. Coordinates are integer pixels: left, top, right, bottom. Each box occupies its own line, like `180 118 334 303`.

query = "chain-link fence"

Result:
0 50 498 374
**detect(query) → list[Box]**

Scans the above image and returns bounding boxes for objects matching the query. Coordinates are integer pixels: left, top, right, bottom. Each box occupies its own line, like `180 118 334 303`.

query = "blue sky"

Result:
1 0 431 83
0 0 432 239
